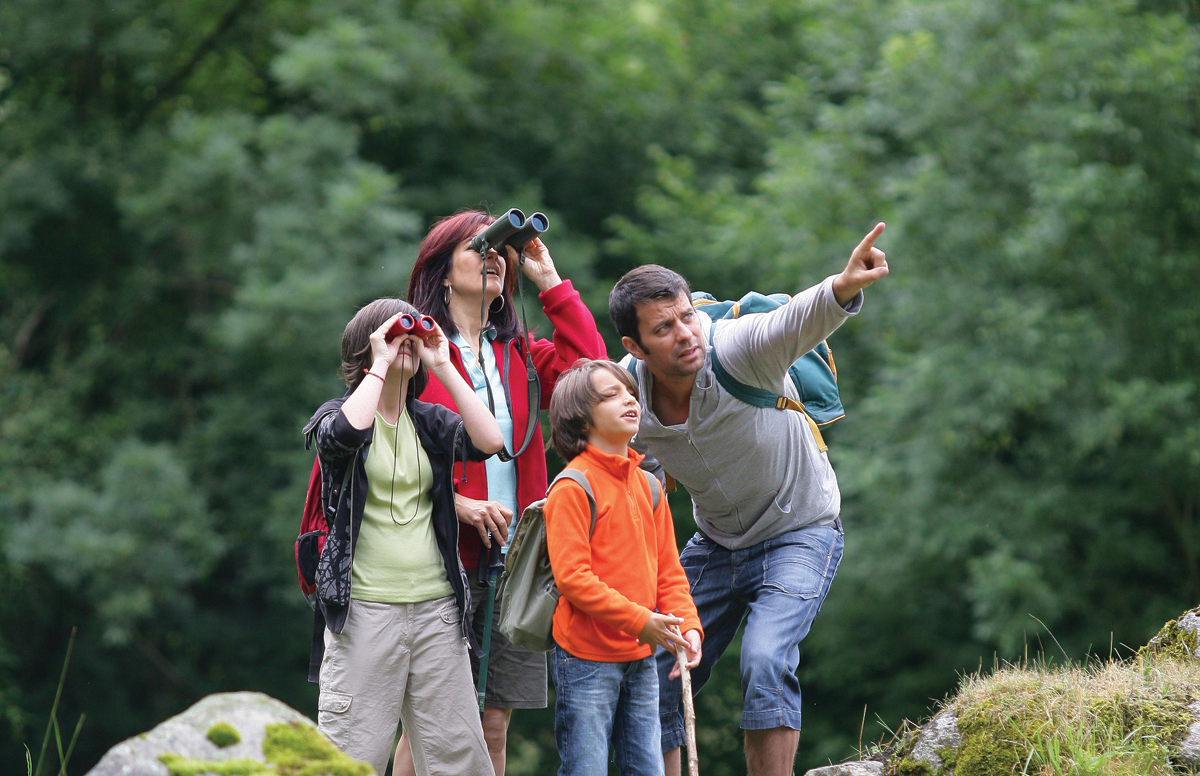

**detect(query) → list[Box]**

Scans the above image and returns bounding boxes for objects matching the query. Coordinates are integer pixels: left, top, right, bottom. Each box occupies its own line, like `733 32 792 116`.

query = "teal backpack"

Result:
628 290 844 451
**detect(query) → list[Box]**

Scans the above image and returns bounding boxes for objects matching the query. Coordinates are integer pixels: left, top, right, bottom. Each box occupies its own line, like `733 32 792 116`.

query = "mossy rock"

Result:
885 712 962 776
886 728 937 775
889 758 934 776
158 755 263 776
160 722 372 776
86 692 344 776
950 721 1025 776
1141 608 1200 661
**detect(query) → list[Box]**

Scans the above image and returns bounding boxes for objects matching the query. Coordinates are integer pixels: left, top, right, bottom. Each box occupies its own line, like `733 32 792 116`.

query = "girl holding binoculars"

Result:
307 298 505 776
394 210 607 776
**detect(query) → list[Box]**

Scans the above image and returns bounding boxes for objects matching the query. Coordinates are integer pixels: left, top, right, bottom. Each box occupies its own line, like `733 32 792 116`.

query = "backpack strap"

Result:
549 468 661 533
621 358 678 494
623 355 640 391
642 469 661 511
549 469 599 536
706 324 828 453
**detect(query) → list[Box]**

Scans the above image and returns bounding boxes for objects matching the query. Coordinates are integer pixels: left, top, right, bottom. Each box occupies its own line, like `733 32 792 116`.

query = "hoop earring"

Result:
443 285 452 306
489 296 504 314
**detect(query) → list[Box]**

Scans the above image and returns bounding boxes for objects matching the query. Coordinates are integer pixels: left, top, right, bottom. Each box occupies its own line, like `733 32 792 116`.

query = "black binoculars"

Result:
386 313 436 341
469 208 550 258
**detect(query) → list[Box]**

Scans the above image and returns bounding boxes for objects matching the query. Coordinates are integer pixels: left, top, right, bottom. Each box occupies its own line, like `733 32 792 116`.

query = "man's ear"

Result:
621 335 647 360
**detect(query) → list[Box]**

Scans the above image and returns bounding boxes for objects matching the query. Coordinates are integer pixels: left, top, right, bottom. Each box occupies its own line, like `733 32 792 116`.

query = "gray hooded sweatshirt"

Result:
628 275 861 550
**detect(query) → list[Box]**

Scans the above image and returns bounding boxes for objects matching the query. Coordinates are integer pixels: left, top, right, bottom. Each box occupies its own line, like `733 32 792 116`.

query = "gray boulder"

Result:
804 762 884 776
1178 610 1200 658
1177 700 1200 765
85 691 317 776
1144 607 1200 660
910 711 961 771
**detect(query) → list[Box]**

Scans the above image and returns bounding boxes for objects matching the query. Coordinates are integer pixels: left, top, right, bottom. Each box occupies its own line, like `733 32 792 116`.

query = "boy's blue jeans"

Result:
551 645 665 776
656 520 844 752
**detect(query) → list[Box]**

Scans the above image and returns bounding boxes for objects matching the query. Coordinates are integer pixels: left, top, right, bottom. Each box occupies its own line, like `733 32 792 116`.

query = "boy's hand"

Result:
637 612 686 652
668 628 702 680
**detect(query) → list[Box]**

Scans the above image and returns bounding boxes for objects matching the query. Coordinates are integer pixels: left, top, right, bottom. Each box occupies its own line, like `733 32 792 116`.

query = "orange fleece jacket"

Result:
545 445 702 662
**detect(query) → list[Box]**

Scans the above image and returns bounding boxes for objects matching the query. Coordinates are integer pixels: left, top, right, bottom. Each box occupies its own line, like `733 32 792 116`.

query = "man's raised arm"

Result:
715 223 890 390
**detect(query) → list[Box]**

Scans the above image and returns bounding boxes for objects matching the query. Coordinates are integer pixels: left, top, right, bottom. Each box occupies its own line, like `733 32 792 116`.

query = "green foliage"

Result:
10 443 221 645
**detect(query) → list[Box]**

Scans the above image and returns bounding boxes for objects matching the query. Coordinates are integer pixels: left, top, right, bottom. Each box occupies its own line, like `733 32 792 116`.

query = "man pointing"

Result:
609 224 889 776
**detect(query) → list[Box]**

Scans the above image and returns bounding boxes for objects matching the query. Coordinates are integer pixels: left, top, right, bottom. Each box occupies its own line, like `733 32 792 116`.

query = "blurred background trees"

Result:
2 0 1198 773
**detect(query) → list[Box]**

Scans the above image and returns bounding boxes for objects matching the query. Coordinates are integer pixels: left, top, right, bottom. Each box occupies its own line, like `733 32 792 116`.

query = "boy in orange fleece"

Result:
545 359 702 776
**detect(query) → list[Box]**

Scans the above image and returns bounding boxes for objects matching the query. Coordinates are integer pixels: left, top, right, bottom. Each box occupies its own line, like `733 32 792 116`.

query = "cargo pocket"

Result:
316 689 352 740
437 599 466 653
318 689 352 714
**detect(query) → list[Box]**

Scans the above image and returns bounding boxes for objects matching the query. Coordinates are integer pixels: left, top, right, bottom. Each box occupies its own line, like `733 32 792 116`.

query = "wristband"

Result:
362 370 385 385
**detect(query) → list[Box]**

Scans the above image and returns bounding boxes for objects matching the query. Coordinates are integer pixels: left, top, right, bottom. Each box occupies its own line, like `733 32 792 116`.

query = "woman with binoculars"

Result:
394 210 607 776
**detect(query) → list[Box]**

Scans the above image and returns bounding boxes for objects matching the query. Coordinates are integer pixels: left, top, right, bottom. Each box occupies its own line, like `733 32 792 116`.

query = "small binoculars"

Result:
469 208 550 258
386 313 436 341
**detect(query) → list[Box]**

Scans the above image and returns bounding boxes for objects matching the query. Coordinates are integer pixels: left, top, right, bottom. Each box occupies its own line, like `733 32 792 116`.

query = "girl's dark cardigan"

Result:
301 394 490 682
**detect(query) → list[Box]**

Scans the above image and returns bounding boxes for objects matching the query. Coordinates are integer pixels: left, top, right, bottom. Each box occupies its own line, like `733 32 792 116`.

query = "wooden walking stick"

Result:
671 625 699 776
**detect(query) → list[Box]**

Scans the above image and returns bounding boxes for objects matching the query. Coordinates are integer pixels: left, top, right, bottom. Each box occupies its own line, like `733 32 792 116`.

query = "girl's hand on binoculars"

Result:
369 314 405 370
516 238 562 292
415 318 452 372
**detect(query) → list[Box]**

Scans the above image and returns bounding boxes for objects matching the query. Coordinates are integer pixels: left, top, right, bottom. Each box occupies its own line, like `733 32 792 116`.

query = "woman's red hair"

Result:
406 210 521 340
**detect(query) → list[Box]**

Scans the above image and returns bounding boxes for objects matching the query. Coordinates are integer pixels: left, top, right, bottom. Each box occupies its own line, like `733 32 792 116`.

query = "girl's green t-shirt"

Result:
350 410 454 604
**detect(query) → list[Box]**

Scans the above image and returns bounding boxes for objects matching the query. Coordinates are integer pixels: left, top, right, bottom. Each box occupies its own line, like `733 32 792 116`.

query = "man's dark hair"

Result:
608 264 691 346
341 297 429 397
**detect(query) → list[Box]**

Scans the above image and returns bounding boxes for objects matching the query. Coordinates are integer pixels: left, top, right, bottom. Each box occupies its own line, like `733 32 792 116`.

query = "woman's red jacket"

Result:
417 280 608 569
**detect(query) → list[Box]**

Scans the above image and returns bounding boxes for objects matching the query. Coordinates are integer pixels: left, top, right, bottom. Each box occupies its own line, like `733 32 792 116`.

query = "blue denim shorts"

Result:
656 520 844 751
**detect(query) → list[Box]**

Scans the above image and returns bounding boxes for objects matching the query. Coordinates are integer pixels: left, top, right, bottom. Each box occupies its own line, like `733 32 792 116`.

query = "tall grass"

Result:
947 654 1200 776
28 628 85 776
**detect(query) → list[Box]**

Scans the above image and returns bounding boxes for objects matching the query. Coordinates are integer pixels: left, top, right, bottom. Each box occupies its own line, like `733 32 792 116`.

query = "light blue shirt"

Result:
451 330 519 550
